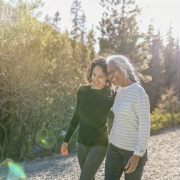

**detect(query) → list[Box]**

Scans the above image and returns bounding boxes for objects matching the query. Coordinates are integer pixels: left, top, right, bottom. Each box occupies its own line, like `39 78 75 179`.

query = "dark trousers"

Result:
105 143 147 180
77 142 108 180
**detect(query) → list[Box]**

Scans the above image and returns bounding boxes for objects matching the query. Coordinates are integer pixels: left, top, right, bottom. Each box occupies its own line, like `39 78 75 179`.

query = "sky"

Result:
38 0 180 52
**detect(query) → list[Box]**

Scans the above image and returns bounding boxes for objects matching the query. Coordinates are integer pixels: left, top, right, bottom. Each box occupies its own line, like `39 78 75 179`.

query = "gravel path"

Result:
1 126 180 180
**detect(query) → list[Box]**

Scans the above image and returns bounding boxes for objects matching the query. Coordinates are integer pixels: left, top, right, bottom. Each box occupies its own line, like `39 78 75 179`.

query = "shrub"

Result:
0 0 95 161
157 86 180 114
151 110 180 134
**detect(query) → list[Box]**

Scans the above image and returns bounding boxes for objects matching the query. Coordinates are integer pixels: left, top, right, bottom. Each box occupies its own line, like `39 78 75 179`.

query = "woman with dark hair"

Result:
61 57 116 180
105 55 151 180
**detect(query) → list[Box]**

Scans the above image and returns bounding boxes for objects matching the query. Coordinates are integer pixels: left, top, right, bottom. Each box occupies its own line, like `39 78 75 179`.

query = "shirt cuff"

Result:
133 149 145 157
63 138 70 143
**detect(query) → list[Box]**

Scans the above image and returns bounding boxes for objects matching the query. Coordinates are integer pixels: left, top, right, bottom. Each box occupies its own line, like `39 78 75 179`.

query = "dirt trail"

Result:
0 126 180 180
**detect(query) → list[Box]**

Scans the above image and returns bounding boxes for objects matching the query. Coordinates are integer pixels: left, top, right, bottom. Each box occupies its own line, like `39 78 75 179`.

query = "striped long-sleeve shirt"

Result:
109 83 151 157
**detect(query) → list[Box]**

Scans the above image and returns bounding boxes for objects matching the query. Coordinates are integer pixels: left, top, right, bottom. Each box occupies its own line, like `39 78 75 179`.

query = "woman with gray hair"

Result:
105 55 151 180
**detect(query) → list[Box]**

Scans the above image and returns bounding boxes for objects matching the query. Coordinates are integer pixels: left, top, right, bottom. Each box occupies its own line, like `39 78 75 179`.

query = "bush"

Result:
151 110 180 134
0 0 95 162
157 86 180 114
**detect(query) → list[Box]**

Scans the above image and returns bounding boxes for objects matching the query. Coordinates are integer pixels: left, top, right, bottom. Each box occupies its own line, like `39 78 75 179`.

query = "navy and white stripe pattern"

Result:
109 83 151 157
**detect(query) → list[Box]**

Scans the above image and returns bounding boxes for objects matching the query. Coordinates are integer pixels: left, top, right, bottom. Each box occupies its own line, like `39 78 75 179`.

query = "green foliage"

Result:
98 0 151 82
143 23 165 111
164 23 177 88
0 0 95 161
151 110 180 134
0 0 180 161
174 38 180 91
98 1 180 112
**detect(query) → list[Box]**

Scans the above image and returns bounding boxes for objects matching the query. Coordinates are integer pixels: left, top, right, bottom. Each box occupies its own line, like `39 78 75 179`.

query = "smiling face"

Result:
107 61 125 87
91 65 107 89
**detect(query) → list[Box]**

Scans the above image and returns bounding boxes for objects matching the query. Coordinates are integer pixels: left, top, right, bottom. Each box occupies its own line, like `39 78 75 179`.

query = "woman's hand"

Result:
125 155 140 173
61 142 68 156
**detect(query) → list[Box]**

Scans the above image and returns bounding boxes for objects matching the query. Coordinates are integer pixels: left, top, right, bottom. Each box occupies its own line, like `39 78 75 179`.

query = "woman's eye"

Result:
110 70 114 74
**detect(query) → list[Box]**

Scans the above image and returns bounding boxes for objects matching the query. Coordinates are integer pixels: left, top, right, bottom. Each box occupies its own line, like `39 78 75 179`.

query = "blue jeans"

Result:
105 143 147 180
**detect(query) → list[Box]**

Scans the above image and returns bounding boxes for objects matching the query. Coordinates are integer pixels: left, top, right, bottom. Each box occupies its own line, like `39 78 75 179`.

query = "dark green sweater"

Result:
64 86 116 147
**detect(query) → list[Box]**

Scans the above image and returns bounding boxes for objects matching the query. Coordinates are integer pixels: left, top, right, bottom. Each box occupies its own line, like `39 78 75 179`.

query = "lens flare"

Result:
36 129 56 149
7 162 26 179
41 139 46 144
27 139 50 158
71 106 74 109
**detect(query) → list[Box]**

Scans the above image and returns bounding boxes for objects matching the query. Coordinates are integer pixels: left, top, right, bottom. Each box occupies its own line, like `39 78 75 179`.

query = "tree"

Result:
164 23 176 88
143 24 165 111
0 0 89 161
80 11 87 63
70 0 92 68
99 0 141 53
174 38 180 91
98 0 151 81
157 86 180 114
87 25 96 61
70 0 83 56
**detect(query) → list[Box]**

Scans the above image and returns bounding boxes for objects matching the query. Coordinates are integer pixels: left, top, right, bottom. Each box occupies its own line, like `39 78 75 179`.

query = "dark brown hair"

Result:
85 56 112 90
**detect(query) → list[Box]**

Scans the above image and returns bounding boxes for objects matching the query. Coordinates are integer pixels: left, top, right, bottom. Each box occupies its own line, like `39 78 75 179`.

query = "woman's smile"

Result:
91 65 107 89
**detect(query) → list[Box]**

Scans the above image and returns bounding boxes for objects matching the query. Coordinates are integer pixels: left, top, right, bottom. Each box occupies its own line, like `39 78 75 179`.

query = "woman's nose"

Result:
108 73 113 79
94 77 99 82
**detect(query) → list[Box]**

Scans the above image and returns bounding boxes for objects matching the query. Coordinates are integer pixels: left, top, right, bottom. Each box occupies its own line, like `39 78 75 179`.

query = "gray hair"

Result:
106 55 140 84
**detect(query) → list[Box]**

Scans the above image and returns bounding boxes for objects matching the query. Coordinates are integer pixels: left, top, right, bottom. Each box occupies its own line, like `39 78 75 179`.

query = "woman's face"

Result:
91 65 107 89
107 61 124 86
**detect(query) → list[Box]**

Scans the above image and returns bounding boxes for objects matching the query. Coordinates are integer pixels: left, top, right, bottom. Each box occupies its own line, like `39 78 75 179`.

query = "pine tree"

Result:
53 11 61 31
70 0 90 67
80 11 87 63
87 25 96 61
164 23 176 88
144 24 165 111
145 20 154 47
98 0 151 80
99 0 141 53
70 0 83 56
175 38 180 90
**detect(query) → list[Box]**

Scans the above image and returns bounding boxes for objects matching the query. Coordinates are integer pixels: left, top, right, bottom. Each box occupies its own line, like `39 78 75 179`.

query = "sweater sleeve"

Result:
133 93 151 157
64 88 81 143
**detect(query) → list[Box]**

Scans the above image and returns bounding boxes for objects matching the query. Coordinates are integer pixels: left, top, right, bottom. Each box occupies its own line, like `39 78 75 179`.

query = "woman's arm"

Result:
61 88 81 156
125 92 150 174
134 93 151 157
